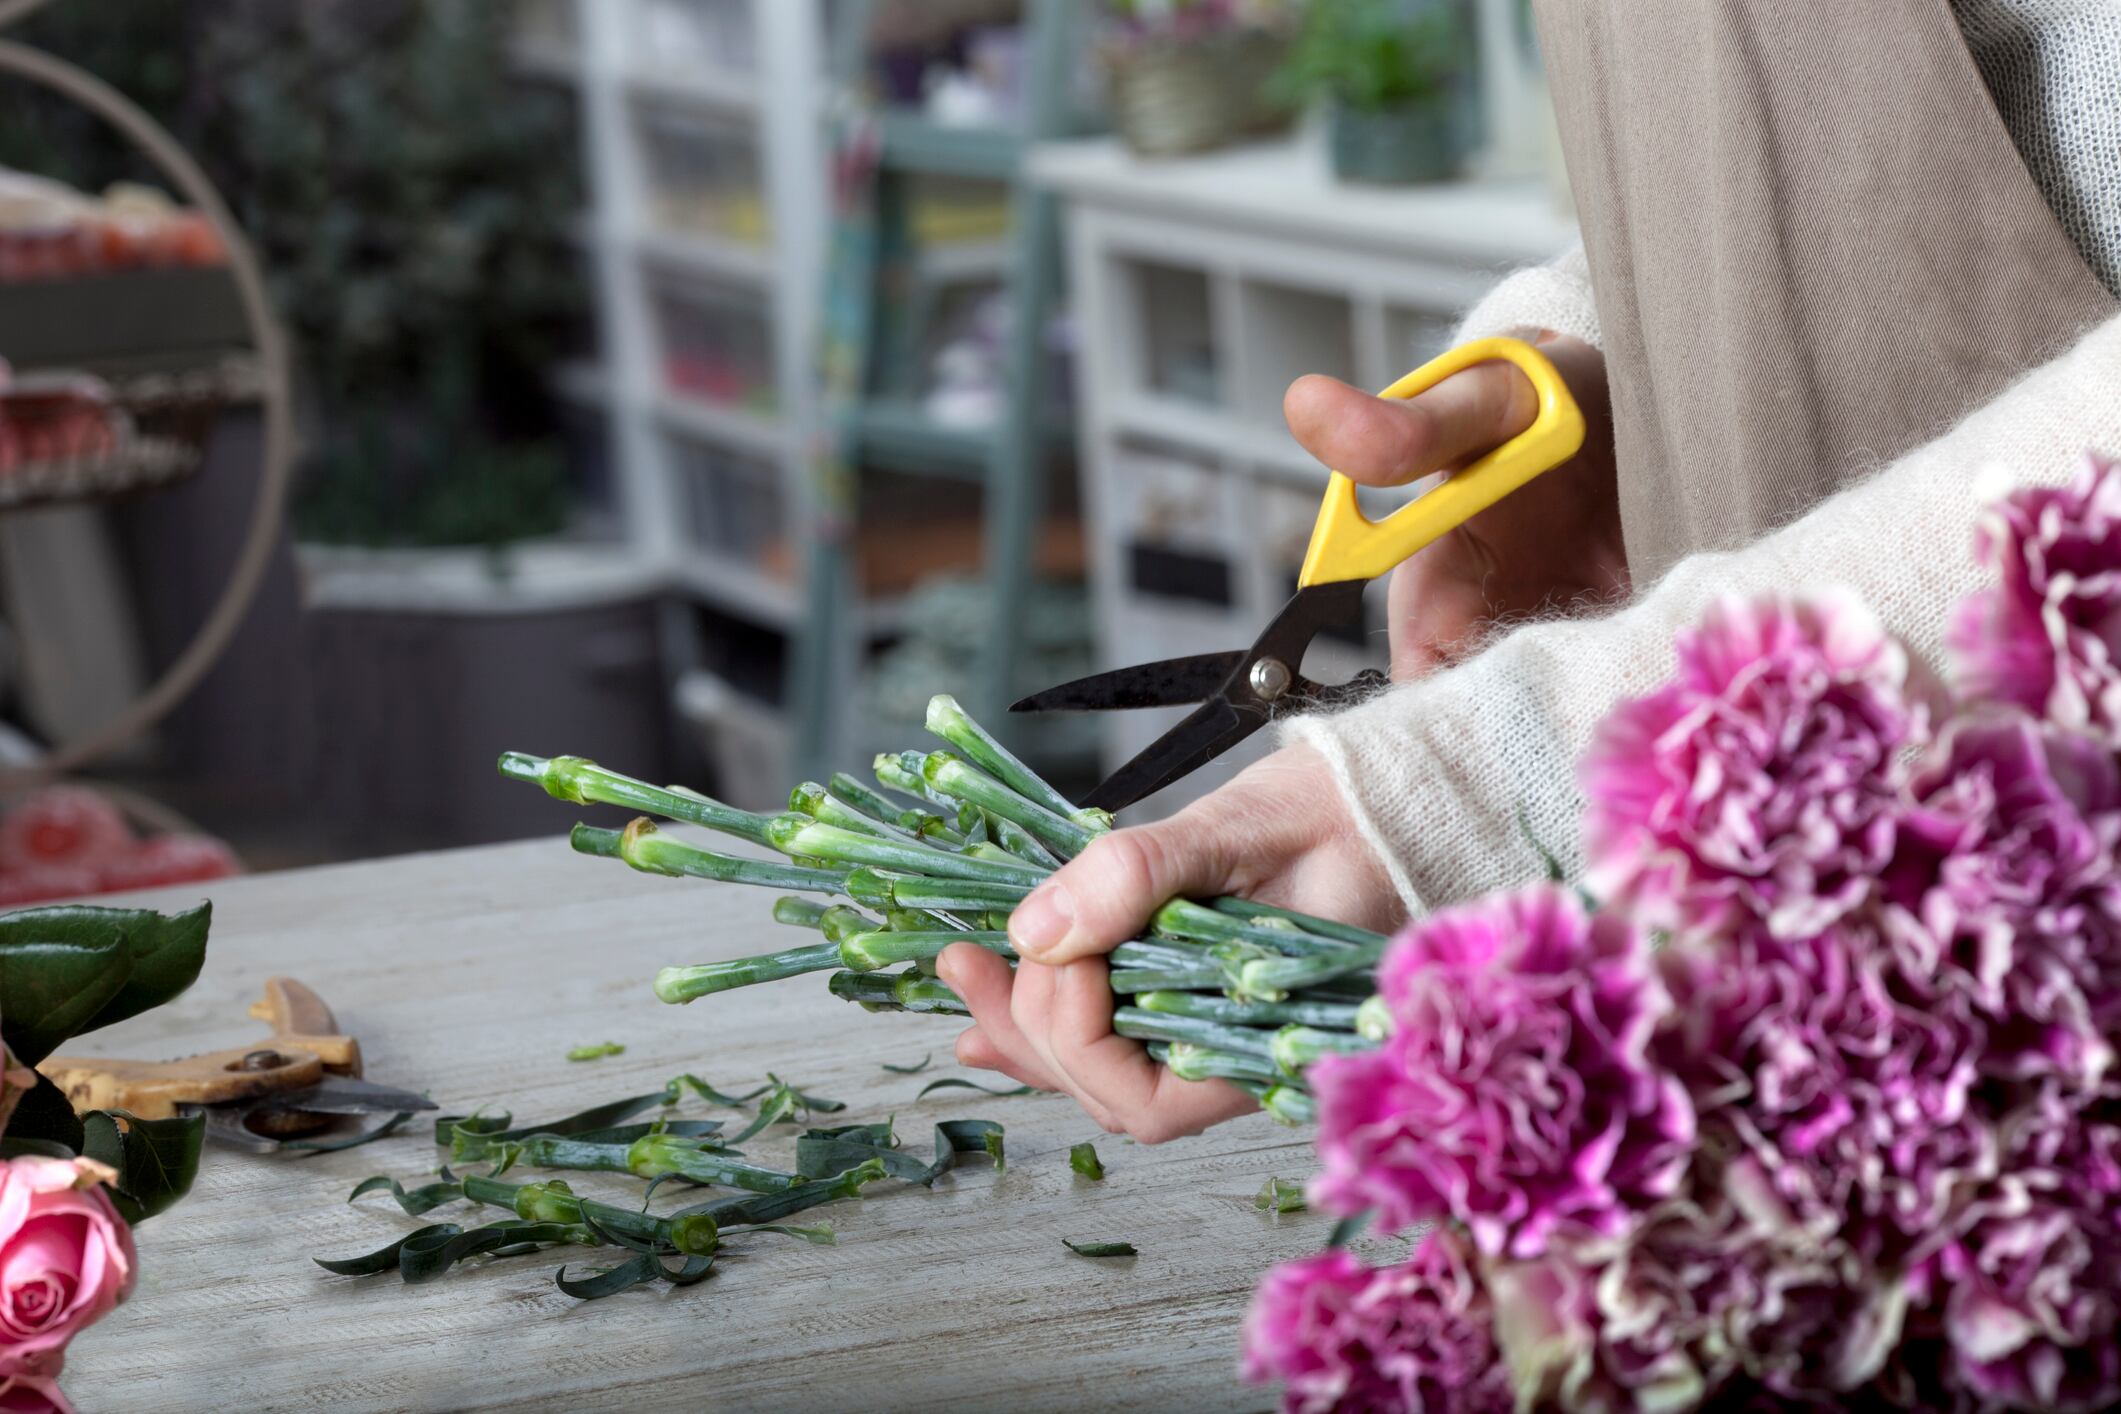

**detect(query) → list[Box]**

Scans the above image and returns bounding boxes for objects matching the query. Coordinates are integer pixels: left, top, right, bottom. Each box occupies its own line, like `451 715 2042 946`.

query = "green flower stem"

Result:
1135 990 1362 1032
625 1133 801 1193
764 816 1047 887
1239 942 1389 999
1111 1007 1277 1061
874 753 957 811
1261 1086 1318 1126
1270 1026 1381 1076
901 805 974 847
1108 966 1227 993
611 818 847 894
922 693 1087 824
1154 1041 1288 1087
1207 895 1386 947
501 753 773 846
817 905 885 945
919 751 1095 858
772 897 830 929
1355 995 1394 1041
572 823 623 859
459 1173 716 1255
791 781 926 844
980 810 1062 868
827 772 912 830
1152 898 1353 957
826 969 972 1016
656 941 843 1003
839 930 1014 971
851 871 1034 914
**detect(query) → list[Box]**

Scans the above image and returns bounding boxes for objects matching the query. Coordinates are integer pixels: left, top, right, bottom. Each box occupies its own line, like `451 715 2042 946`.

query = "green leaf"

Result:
673 1158 887 1227
0 927 129 1067
555 1248 713 1299
4 1076 83 1152
1069 1142 1105 1181
76 903 211 1037
281 1110 416 1155
565 1041 624 1062
79 1111 203 1225
879 1053 932 1075
435 1088 676 1158
1255 1177 1307 1214
0 903 213 1062
1326 1210 1372 1248
317 1224 450 1276
726 1083 798 1145
736 1223 836 1245
662 1073 773 1108
914 1077 1035 1100
0 1136 77 1161
794 1119 1003 1187
349 1172 466 1217
1063 1239 1137 1258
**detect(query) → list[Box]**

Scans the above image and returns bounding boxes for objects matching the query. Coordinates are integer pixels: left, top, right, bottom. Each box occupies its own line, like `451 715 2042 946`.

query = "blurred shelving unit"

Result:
511 0 830 803
1030 134 1577 817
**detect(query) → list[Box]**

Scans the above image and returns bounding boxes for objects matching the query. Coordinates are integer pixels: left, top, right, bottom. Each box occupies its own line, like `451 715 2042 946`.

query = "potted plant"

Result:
1278 0 1479 184
1101 1 1299 158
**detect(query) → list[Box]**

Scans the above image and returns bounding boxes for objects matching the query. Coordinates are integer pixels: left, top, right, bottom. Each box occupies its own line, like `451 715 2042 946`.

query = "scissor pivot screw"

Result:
1249 658 1292 701
234 1049 287 1072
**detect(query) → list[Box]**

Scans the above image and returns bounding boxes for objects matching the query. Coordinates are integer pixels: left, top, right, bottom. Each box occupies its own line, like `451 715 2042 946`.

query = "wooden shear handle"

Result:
1296 336 1587 588
40 976 362 1121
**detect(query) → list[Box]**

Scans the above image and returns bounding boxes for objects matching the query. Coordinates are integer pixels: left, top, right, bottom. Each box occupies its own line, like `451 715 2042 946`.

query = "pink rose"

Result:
0 1156 133 1379
0 1374 70 1413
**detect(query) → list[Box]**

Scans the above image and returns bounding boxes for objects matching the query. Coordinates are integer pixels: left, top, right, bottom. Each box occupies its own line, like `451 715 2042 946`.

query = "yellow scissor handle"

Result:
1297 336 1587 588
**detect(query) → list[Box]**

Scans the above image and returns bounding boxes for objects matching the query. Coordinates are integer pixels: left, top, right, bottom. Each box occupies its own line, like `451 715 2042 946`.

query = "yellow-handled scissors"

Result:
1012 336 1585 812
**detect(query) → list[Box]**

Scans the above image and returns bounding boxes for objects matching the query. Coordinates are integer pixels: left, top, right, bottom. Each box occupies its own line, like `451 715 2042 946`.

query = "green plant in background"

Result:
0 1 586 548
1274 0 1467 111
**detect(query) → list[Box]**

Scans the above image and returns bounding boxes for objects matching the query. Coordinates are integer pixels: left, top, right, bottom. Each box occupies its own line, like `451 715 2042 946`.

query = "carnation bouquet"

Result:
1242 454 2121 1412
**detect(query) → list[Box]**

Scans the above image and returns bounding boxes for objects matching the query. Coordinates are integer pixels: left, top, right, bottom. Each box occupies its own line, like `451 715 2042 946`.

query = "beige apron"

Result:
1530 0 2120 584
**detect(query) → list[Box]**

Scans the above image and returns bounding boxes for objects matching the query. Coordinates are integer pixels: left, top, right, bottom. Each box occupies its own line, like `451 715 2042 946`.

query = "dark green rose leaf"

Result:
79 1110 203 1225
0 926 129 1066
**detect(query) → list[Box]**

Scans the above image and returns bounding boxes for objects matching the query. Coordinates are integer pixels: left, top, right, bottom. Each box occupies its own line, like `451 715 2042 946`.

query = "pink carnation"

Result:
1896 712 2121 1091
1313 886 1694 1257
1241 1231 1511 1414
1949 452 2121 745
1487 1166 1907 1409
1658 925 1990 1265
1582 592 1919 940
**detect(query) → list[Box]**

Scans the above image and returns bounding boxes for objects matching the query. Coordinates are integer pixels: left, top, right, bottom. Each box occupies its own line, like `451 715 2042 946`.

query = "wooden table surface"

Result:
62 837 1348 1412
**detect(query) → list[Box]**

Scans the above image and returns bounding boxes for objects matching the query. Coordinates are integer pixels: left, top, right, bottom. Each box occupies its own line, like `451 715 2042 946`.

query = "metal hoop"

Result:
0 37 296 784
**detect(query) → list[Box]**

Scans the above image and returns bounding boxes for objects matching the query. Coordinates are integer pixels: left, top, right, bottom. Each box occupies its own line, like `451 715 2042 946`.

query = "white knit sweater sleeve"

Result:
1450 243 1602 350
1284 311 2121 914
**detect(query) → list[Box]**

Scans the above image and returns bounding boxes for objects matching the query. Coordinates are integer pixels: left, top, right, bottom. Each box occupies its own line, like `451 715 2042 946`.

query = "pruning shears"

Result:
40 977 434 1152
1013 336 1586 813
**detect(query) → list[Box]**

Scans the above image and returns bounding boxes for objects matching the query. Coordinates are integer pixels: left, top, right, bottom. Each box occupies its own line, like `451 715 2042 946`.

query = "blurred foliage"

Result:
1274 0 1469 111
0 0 586 547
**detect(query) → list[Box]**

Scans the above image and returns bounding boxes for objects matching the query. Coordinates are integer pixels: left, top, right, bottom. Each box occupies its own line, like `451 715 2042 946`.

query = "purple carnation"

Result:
1896 712 2121 1091
1908 1095 2121 1412
1582 591 1920 941
1948 452 2121 745
1314 886 1694 1257
1657 924 1990 1264
1486 1166 1905 1410
1241 1231 1512 1414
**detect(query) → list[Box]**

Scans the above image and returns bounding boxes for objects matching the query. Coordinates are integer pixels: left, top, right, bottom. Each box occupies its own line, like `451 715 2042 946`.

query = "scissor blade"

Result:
1010 651 1245 714
1080 697 1263 813
273 1075 437 1116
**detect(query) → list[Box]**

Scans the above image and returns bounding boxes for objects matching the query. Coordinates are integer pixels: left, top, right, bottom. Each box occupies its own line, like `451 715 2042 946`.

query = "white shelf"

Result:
676 551 799 627
624 64 760 115
654 393 786 459
635 227 775 285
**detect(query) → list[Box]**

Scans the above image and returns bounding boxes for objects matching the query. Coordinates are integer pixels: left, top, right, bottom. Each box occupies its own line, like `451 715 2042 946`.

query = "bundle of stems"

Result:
502 695 1388 1123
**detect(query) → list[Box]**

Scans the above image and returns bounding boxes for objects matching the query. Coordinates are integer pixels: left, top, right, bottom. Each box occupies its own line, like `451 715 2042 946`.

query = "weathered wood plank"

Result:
61 838 1347 1412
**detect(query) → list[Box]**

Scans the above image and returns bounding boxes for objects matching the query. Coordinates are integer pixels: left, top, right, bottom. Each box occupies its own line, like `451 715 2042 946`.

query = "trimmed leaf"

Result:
673 1158 887 1227
1063 1239 1137 1258
879 1053 932 1075
316 1224 450 1276
1326 1211 1372 1248
795 1119 1003 1187
1069 1142 1105 1181
437 1088 676 1158
566 1041 625 1062
663 1073 772 1108
0 1136 77 1161
78 1110 203 1224
555 1248 713 1299
914 1077 1035 1100
734 1223 835 1245
282 1110 415 1155
349 1172 466 1217
0 928 129 1066
1255 1177 1307 1214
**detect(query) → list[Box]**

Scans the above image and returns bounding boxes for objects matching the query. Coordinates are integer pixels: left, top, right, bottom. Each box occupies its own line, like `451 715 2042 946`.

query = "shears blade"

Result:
1010 650 1245 714
1078 696 1260 813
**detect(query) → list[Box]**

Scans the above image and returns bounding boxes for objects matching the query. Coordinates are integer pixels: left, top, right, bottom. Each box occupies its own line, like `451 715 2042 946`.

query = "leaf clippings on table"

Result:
734 1223 836 1245
435 1087 676 1155
662 1072 775 1109
879 1053 932 1075
555 1248 714 1299
350 1171 467 1217
1063 1239 1137 1259
566 1041 625 1062
1326 1210 1372 1248
795 1118 1004 1186
1068 1142 1105 1181
672 1156 889 1228
914 1077 1035 1100
281 1110 416 1156
1255 1177 1306 1214
316 1218 593 1282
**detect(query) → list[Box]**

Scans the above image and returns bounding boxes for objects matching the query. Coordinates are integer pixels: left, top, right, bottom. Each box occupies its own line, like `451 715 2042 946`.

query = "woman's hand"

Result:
936 744 1397 1142
1284 332 1624 679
